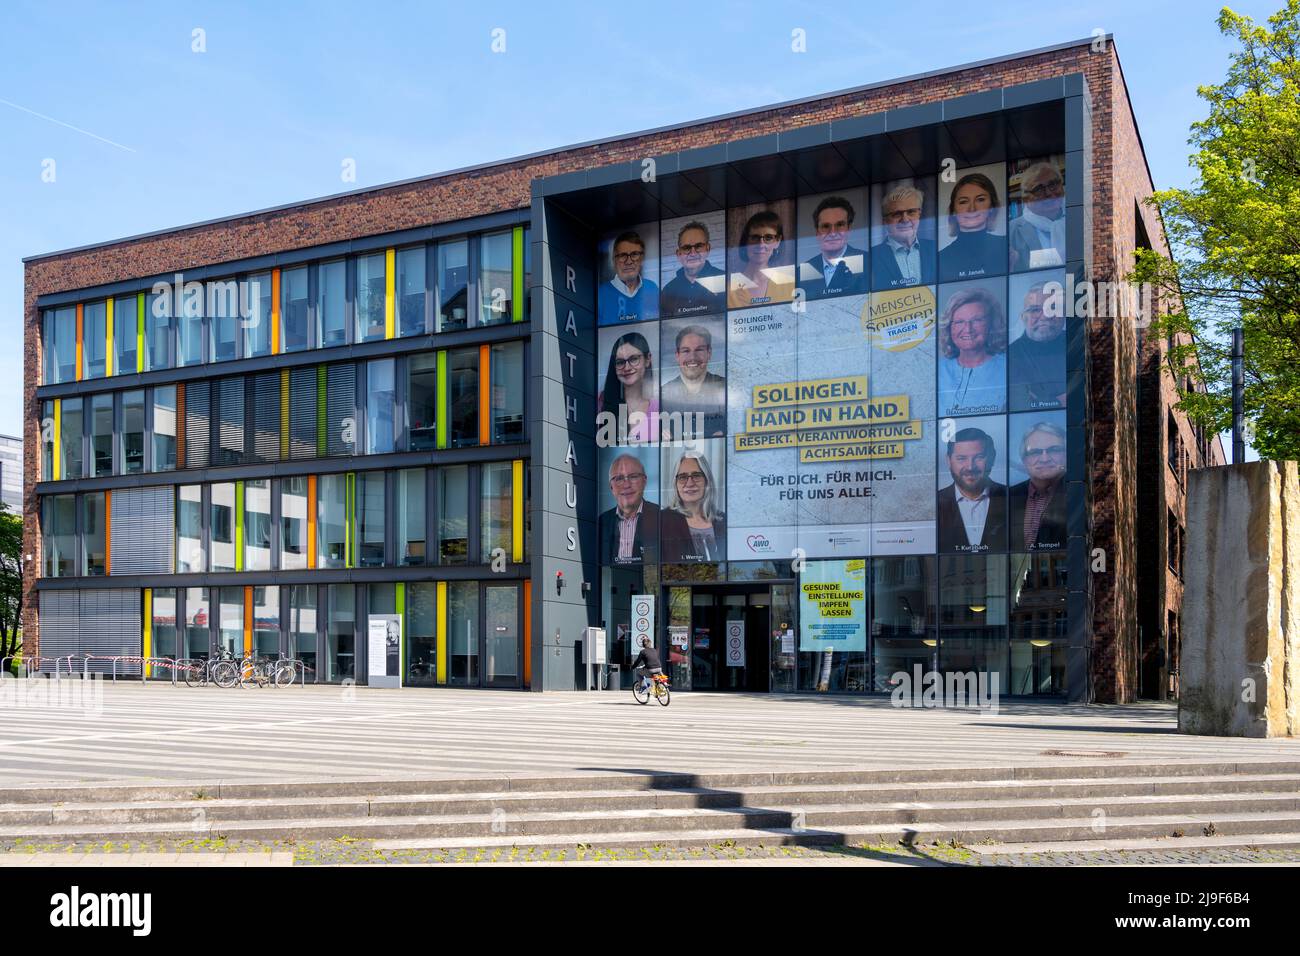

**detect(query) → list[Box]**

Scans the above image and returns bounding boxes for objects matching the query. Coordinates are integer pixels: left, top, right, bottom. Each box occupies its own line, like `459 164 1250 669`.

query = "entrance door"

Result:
482 584 521 688
687 586 771 692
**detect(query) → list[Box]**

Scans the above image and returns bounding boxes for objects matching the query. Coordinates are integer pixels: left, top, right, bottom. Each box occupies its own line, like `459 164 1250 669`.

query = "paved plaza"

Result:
0 682 1295 788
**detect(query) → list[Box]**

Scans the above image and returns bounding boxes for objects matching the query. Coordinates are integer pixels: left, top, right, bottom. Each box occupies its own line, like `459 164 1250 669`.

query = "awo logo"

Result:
745 534 772 553
49 886 151 936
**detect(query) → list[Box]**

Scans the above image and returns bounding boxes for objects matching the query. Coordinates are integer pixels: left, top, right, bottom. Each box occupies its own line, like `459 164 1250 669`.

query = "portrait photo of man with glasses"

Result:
659 213 727 317
1007 415 1068 552
1008 158 1067 272
598 449 661 566
598 225 660 325
796 192 868 300
870 180 938 291
1008 271 1068 411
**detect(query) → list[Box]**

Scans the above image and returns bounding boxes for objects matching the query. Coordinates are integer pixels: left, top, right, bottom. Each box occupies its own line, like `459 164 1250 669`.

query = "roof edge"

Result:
24 34 1108 265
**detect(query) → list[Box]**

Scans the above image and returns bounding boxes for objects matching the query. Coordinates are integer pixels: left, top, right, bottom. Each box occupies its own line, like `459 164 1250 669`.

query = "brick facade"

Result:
23 39 1193 701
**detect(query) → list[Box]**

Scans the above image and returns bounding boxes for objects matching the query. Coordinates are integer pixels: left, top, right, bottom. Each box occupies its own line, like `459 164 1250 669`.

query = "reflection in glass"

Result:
325 584 355 682
938 553 1009 691
871 556 937 691
185 587 211 660
448 581 478 686
437 239 468 331
1009 551 1068 695
406 582 436 686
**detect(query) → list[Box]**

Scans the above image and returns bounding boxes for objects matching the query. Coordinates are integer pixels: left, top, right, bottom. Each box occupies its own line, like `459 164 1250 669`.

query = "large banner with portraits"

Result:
592 155 1071 570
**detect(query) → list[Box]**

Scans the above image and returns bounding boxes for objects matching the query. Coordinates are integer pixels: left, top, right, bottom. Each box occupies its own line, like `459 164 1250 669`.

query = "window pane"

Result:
281 266 309 352
120 390 145 474
253 586 280 658
490 341 524 443
210 483 236 572
46 307 77 384
289 367 318 459
151 588 178 660
449 347 479 448
481 462 513 562
185 587 211 660
280 477 309 570
114 295 138 374
218 587 243 657
90 393 113 477
243 273 273 358
208 293 237 363
184 380 210 469
366 358 395 454
325 584 355 682
406 582 436 686
871 556 937 692
448 581 478 686
439 465 468 565
60 398 83 480
42 495 76 577
286 585 317 677
355 253 387 342
82 492 107 576
177 485 204 573
398 469 426 566
938 553 1009 689
152 386 177 471
41 400 54 481
318 259 347 347
397 247 426 337
1009 551 1068 695
437 239 468 331
245 479 272 571
325 364 357 457
215 378 245 466
317 474 348 568
83 301 107 379
479 231 513 325
178 293 206 367
145 293 175 371
406 353 437 451
356 472 386 568
252 372 280 462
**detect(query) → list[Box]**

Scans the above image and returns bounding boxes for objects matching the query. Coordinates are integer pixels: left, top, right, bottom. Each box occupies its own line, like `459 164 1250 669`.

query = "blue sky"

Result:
0 0 1275 441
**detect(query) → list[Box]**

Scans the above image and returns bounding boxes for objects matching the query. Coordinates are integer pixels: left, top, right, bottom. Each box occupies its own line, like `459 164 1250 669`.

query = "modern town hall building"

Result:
22 37 1221 702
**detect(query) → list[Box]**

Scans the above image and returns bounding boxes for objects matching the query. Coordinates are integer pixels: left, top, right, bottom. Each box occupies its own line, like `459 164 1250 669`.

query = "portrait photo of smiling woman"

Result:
938 164 1007 282
727 202 796 309
597 323 660 444
660 442 727 563
937 279 1009 417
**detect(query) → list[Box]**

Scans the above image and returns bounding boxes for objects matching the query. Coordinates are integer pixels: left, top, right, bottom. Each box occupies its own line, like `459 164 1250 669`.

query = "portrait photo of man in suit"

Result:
1009 160 1067 272
598 452 660 566
871 182 938 290
796 194 867 300
936 426 1007 553
1008 420 1068 552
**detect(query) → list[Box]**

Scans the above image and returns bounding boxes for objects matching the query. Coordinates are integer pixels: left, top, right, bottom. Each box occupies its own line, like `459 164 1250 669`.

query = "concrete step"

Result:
4 773 1297 827
3 793 1300 844
970 832 1300 855
3 760 1297 805
358 810 1300 854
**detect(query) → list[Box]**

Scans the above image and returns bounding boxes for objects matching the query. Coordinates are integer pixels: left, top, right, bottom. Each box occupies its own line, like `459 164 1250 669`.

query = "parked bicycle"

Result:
234 656 298 689
183 651 238 688
632 672 671 706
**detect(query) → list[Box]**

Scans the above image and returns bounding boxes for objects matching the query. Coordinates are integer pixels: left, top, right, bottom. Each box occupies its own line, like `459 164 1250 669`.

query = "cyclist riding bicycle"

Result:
631 636 663 692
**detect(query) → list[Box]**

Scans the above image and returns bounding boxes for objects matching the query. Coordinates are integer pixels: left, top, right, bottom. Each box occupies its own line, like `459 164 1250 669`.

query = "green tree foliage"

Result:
0 504 22 663
1134 2 1300 460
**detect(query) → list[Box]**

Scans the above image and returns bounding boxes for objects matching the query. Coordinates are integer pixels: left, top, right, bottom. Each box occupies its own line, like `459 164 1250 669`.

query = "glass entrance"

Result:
483 584 521 688
679 584 772 692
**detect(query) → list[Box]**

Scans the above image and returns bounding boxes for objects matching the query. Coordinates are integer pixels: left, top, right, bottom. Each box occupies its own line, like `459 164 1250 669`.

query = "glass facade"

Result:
590 149 1073 697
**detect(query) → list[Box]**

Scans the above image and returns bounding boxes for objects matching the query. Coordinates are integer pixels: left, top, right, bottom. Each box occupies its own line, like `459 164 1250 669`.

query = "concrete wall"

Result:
1180 461 1299 737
